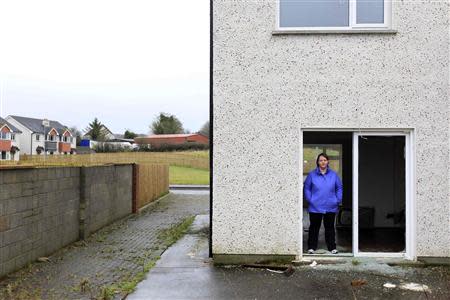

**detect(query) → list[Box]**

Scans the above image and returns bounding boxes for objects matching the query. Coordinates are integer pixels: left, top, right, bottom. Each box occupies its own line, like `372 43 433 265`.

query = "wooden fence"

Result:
2 151 209 170
133 164 169 212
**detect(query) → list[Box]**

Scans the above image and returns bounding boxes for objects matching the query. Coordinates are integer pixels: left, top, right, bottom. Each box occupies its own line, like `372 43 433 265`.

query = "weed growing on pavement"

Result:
158 215 195 247
98 285 118 300
95 216 195 299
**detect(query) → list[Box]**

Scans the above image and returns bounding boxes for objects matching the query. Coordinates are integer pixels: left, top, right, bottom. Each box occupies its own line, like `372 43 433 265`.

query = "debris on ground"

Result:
37 257 51 263
351 279 367 287
399 282 430 293
283 265 295 277
309 261 317 267
383 282 396 289
264 265 295 277
266 269 284 274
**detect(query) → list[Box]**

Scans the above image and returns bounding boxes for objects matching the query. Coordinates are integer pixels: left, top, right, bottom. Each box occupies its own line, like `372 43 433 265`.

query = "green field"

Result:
169 166 210 185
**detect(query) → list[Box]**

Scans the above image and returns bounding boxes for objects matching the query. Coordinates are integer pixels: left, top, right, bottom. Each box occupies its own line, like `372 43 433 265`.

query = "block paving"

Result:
0 192 209 299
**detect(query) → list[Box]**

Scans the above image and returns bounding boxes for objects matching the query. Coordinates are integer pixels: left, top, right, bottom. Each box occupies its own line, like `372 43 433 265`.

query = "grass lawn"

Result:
169 166 210 185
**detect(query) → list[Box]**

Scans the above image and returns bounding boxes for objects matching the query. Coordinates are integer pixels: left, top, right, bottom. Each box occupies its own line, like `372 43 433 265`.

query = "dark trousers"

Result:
308 212 336 251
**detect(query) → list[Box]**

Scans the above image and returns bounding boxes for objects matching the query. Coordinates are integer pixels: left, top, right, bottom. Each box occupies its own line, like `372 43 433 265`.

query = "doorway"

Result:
302 130 413 258
302 132 353 255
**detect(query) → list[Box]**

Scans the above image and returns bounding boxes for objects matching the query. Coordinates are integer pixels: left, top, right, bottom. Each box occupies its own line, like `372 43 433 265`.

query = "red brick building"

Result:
135 134 209 148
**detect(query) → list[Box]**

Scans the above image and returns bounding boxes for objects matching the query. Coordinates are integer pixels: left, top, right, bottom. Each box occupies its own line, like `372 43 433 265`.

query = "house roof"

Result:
143 134 204 139
101 125 114 135
0 117 22 133
9 115 69 135
83 124 115 140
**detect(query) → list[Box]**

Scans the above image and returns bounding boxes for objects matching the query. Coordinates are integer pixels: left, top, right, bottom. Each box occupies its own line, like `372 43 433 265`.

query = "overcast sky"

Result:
0 0 209 134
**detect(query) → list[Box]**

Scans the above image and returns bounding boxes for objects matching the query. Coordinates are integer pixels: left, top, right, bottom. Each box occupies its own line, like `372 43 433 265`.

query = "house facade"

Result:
212 1 449 262
0 117 22 161
6 116 76 155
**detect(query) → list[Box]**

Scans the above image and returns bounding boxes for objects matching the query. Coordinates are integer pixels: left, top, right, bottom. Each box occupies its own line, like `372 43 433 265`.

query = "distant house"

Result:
6 116 76 155
83 125 116 141
134 133 209 148
0 117 22 161
81 127 138 150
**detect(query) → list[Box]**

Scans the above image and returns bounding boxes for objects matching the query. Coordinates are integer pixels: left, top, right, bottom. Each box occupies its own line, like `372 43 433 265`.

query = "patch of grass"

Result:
169 166 209 185
352 259 361 266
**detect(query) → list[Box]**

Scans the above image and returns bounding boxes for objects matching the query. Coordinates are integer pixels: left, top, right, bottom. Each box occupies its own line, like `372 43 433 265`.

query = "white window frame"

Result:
276 0 391 31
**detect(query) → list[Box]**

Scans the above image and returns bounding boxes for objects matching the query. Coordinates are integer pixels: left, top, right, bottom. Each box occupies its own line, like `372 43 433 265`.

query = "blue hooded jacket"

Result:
303 167 343 213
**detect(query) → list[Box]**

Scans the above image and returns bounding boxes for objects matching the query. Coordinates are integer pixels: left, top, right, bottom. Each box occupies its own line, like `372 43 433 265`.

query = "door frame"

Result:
299 128 416 260
353 131 415 259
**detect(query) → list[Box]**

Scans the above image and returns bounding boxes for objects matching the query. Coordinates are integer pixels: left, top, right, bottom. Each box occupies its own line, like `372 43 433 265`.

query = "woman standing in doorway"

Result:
304 153 343 254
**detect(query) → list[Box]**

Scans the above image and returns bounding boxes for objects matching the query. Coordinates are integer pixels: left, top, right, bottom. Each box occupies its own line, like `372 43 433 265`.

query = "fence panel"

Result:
3 151 209 170
134 164 169 211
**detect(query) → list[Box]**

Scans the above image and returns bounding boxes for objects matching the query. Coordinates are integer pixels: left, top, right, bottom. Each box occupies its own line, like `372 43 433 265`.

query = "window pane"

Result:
357 0 384 24
280 0 349 27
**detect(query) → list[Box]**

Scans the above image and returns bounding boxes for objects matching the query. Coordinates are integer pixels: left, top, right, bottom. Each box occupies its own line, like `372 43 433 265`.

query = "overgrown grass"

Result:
169 166 209 185
96 216 196 299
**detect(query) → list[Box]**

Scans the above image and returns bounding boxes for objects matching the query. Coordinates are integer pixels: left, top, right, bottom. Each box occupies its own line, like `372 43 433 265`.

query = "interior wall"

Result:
359 136 405 228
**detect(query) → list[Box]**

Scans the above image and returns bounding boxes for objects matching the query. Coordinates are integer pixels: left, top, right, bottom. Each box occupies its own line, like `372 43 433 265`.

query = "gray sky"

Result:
0 0 209 134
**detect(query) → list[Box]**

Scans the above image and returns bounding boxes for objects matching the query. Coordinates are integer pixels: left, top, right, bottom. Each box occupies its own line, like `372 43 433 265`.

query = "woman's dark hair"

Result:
316 153 330 167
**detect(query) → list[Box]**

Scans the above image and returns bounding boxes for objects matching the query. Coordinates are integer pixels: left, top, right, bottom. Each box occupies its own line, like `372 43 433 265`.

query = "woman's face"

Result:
318 156 329 169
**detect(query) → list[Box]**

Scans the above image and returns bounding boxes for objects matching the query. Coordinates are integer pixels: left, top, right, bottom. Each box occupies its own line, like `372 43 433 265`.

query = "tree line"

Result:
69 112 209 145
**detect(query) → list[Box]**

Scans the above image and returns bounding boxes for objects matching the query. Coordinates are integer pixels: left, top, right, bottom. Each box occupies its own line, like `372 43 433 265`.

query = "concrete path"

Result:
130 215 450 300
0 192 209 300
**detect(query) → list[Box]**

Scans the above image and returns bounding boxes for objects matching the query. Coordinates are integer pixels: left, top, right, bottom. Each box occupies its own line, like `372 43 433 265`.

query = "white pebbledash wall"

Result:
212 1 449 258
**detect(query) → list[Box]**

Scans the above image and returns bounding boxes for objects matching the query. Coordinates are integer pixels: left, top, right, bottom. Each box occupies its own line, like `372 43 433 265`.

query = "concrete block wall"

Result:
81 165 132 236
0 167 80 277
0 164 134 278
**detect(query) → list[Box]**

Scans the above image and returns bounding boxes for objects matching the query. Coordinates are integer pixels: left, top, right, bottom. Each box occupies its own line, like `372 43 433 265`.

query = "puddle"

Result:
170 189 210 195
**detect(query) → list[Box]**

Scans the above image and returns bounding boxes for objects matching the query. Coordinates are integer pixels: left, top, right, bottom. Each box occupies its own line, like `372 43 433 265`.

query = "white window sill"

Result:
272 29 397 35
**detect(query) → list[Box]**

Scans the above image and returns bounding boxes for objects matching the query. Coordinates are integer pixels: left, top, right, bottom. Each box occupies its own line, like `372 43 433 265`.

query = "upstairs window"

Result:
11 134 15 141
278 0 390 29
36 134 40 141
0 132 10 140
